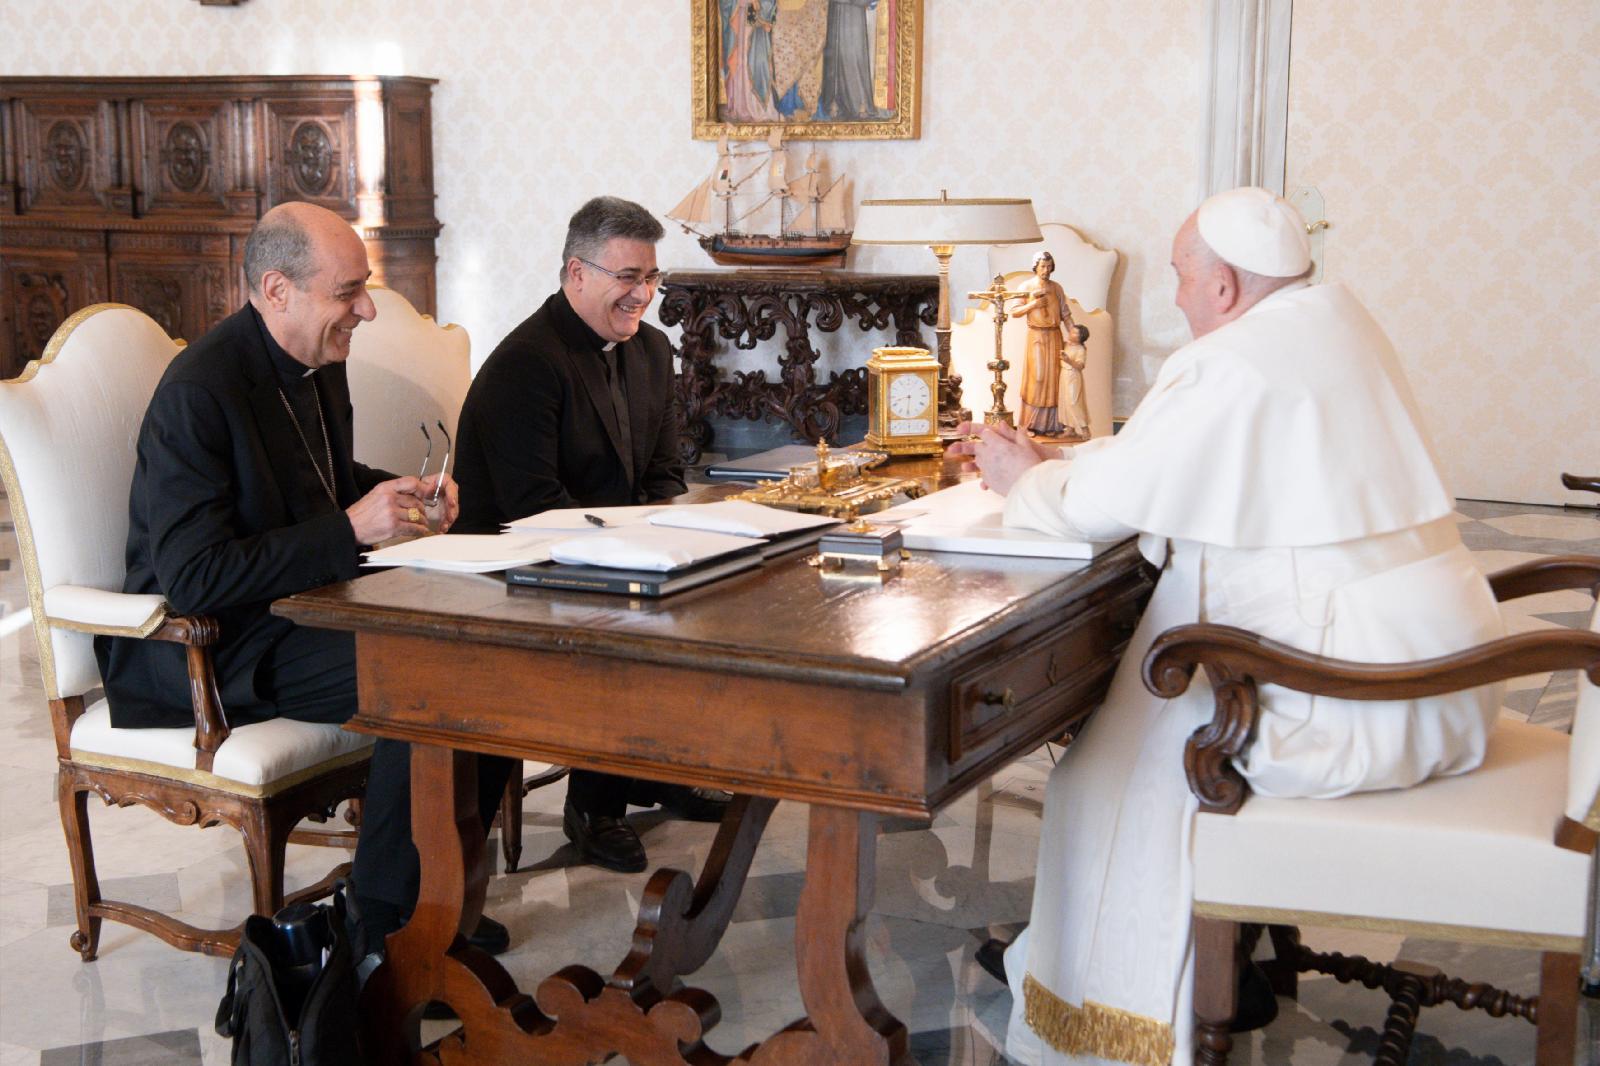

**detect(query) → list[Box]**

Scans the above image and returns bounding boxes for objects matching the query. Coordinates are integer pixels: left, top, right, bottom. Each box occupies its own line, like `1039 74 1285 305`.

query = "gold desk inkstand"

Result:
728 440 918 574
728 439 921 519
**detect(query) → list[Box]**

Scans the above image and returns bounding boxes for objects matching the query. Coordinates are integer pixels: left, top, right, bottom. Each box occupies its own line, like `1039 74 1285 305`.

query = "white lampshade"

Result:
852 194 1043 247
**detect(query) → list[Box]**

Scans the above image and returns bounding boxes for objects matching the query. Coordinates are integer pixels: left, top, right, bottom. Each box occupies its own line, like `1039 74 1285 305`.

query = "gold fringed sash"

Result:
1023 973 1176 1066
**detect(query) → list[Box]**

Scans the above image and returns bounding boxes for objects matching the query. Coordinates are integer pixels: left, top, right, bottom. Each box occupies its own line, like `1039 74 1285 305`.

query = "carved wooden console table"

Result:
0 75 440 379
657 269 939 463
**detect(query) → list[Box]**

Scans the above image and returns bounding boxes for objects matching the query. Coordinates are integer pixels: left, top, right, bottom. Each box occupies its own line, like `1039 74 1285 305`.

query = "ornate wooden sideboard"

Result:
658 269 939 463
0 75 440 379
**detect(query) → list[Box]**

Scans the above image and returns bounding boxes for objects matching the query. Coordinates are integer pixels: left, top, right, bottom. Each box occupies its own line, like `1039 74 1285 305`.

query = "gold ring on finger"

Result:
407 507 423 523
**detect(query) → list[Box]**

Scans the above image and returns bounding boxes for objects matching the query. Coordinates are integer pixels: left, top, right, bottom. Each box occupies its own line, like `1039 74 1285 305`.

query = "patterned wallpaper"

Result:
1 0 1204 420
1286 1 1600 505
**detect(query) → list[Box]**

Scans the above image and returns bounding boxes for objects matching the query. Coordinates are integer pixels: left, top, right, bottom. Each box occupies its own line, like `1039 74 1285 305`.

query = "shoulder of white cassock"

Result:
1064 282 1454 549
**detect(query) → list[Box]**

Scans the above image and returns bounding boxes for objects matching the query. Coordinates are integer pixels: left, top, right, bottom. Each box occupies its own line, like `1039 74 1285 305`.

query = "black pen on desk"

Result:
583 513 609 528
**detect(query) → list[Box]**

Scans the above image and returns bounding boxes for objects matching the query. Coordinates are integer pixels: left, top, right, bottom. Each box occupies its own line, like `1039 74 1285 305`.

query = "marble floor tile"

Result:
38 1028 201 1066
1480 512 1600 544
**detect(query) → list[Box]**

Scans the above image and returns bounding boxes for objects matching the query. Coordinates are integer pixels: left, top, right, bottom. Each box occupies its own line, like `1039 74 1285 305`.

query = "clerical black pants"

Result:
260 627 514 911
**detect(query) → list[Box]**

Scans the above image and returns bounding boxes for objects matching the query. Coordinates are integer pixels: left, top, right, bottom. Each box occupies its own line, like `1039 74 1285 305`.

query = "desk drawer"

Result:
947 583 1144 764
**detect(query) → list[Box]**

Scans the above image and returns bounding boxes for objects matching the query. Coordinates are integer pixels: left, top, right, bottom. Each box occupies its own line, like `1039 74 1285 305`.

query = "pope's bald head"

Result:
1171 207 1302 339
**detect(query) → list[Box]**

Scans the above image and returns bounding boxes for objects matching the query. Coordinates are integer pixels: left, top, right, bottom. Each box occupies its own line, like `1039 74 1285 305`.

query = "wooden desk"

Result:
277 525 1152 1064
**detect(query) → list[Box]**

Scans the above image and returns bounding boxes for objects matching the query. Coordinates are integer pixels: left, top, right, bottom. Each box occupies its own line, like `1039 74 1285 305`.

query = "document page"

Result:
363 532 557 573
875 480 1110 559
648 500 838 538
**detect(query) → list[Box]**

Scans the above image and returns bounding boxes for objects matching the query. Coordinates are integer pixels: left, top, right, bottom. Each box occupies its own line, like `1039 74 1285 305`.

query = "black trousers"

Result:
258 626 514 910
353 739 515 909
566 768 642 818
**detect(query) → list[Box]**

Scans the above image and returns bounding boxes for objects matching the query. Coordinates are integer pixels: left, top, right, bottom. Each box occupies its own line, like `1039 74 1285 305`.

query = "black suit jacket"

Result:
95 305 390 728
452 291 686 533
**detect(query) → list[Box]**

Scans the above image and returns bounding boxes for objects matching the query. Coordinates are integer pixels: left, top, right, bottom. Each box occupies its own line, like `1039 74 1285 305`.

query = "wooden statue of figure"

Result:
1010 250 1091 439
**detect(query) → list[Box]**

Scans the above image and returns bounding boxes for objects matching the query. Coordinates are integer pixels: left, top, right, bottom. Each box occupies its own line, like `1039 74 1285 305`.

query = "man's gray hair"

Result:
559 196 665 283
242 213 317 294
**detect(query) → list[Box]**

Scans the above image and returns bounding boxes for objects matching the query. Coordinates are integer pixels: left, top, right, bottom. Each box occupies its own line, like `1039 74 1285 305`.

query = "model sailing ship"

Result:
669 130 853 268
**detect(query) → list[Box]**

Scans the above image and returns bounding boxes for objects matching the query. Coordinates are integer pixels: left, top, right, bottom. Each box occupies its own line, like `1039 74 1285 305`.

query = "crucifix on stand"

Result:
968 273 1030 427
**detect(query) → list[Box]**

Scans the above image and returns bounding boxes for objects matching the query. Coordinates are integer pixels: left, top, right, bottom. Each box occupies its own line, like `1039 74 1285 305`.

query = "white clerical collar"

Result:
602 341 617 352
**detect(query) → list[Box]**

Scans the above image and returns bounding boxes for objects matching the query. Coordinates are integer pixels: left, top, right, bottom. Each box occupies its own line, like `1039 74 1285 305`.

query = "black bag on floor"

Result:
215 885 366 1066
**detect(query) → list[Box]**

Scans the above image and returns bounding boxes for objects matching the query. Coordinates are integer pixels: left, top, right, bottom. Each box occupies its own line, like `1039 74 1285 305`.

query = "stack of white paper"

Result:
504 505 662 532
548 526 758 572
647 500 837 538
874 480 1111 559
363 533 557 573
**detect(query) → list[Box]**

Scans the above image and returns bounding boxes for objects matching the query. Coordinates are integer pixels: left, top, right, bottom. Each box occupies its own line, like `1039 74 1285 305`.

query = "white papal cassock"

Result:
999 280 1505 1066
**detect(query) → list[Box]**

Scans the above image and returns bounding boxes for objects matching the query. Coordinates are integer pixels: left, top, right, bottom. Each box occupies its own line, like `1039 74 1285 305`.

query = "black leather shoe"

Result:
465 914 510 956
975 938 1008 985
648 783 733 823
563 803 648 873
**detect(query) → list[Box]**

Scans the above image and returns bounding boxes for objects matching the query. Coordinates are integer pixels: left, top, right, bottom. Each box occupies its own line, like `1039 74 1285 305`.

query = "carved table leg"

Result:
613 794 778 995
361 744 513 1064
775 293 835 443
747 805 908 1066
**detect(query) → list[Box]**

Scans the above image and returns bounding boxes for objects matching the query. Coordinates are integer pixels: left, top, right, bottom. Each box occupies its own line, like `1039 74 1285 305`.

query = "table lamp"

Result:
852 192 1042 428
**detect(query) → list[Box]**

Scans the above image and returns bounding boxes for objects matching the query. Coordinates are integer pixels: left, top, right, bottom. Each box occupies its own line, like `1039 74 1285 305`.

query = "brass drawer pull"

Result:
980 687 1016 712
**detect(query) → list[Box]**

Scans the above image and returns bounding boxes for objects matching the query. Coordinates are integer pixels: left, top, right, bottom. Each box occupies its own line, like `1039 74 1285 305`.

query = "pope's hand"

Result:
347 476 430 543
946 421 1056 496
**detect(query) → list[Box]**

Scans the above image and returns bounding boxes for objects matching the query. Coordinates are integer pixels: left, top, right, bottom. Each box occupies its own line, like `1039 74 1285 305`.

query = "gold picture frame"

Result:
692 0 922 141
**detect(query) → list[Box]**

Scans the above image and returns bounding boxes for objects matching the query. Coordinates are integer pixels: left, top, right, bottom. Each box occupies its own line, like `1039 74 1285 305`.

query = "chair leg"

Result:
1193 915 1239 1065
56 773 101 961
1537 951 1579 1066
239 807 292 918
499 773 523 873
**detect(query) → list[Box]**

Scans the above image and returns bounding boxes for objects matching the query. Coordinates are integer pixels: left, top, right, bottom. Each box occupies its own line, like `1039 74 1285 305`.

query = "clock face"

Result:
887 373 931 418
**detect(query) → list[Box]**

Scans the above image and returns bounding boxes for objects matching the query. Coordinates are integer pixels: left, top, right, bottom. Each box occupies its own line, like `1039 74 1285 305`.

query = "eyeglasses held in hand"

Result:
416 420 452 506
576 257 663 290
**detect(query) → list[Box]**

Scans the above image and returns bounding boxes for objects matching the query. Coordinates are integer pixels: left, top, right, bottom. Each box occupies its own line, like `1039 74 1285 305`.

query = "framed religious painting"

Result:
692 0 922 141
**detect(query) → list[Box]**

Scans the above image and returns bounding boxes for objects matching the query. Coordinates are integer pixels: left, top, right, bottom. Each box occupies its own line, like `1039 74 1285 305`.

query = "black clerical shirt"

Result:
555 294 634 467
251 305 341 516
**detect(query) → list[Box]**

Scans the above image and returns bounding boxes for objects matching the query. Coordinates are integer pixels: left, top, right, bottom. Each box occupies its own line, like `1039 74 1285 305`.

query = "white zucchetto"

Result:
1196 187 1312 277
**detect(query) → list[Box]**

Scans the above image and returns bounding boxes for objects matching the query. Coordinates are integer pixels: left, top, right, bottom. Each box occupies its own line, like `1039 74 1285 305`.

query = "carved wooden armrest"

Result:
1144 623 1600 814
143 613 230 760
1486 555 1600 602
1562 473 1600 496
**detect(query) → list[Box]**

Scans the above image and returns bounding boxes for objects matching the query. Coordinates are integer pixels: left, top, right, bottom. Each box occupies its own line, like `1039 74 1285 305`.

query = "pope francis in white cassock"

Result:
956 187 1506 1066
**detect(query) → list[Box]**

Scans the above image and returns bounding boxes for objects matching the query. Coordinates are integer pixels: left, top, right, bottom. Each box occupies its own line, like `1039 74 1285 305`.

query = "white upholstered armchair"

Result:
0 304 371 960
1144 555 1600 1065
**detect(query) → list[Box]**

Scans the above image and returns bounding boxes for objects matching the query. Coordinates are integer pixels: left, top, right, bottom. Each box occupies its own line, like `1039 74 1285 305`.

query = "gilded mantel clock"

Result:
864 346 943 456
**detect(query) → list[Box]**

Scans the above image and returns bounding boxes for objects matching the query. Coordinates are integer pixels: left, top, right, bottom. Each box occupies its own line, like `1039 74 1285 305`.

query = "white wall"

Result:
1286 0 1600 505
1 0 1205 417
